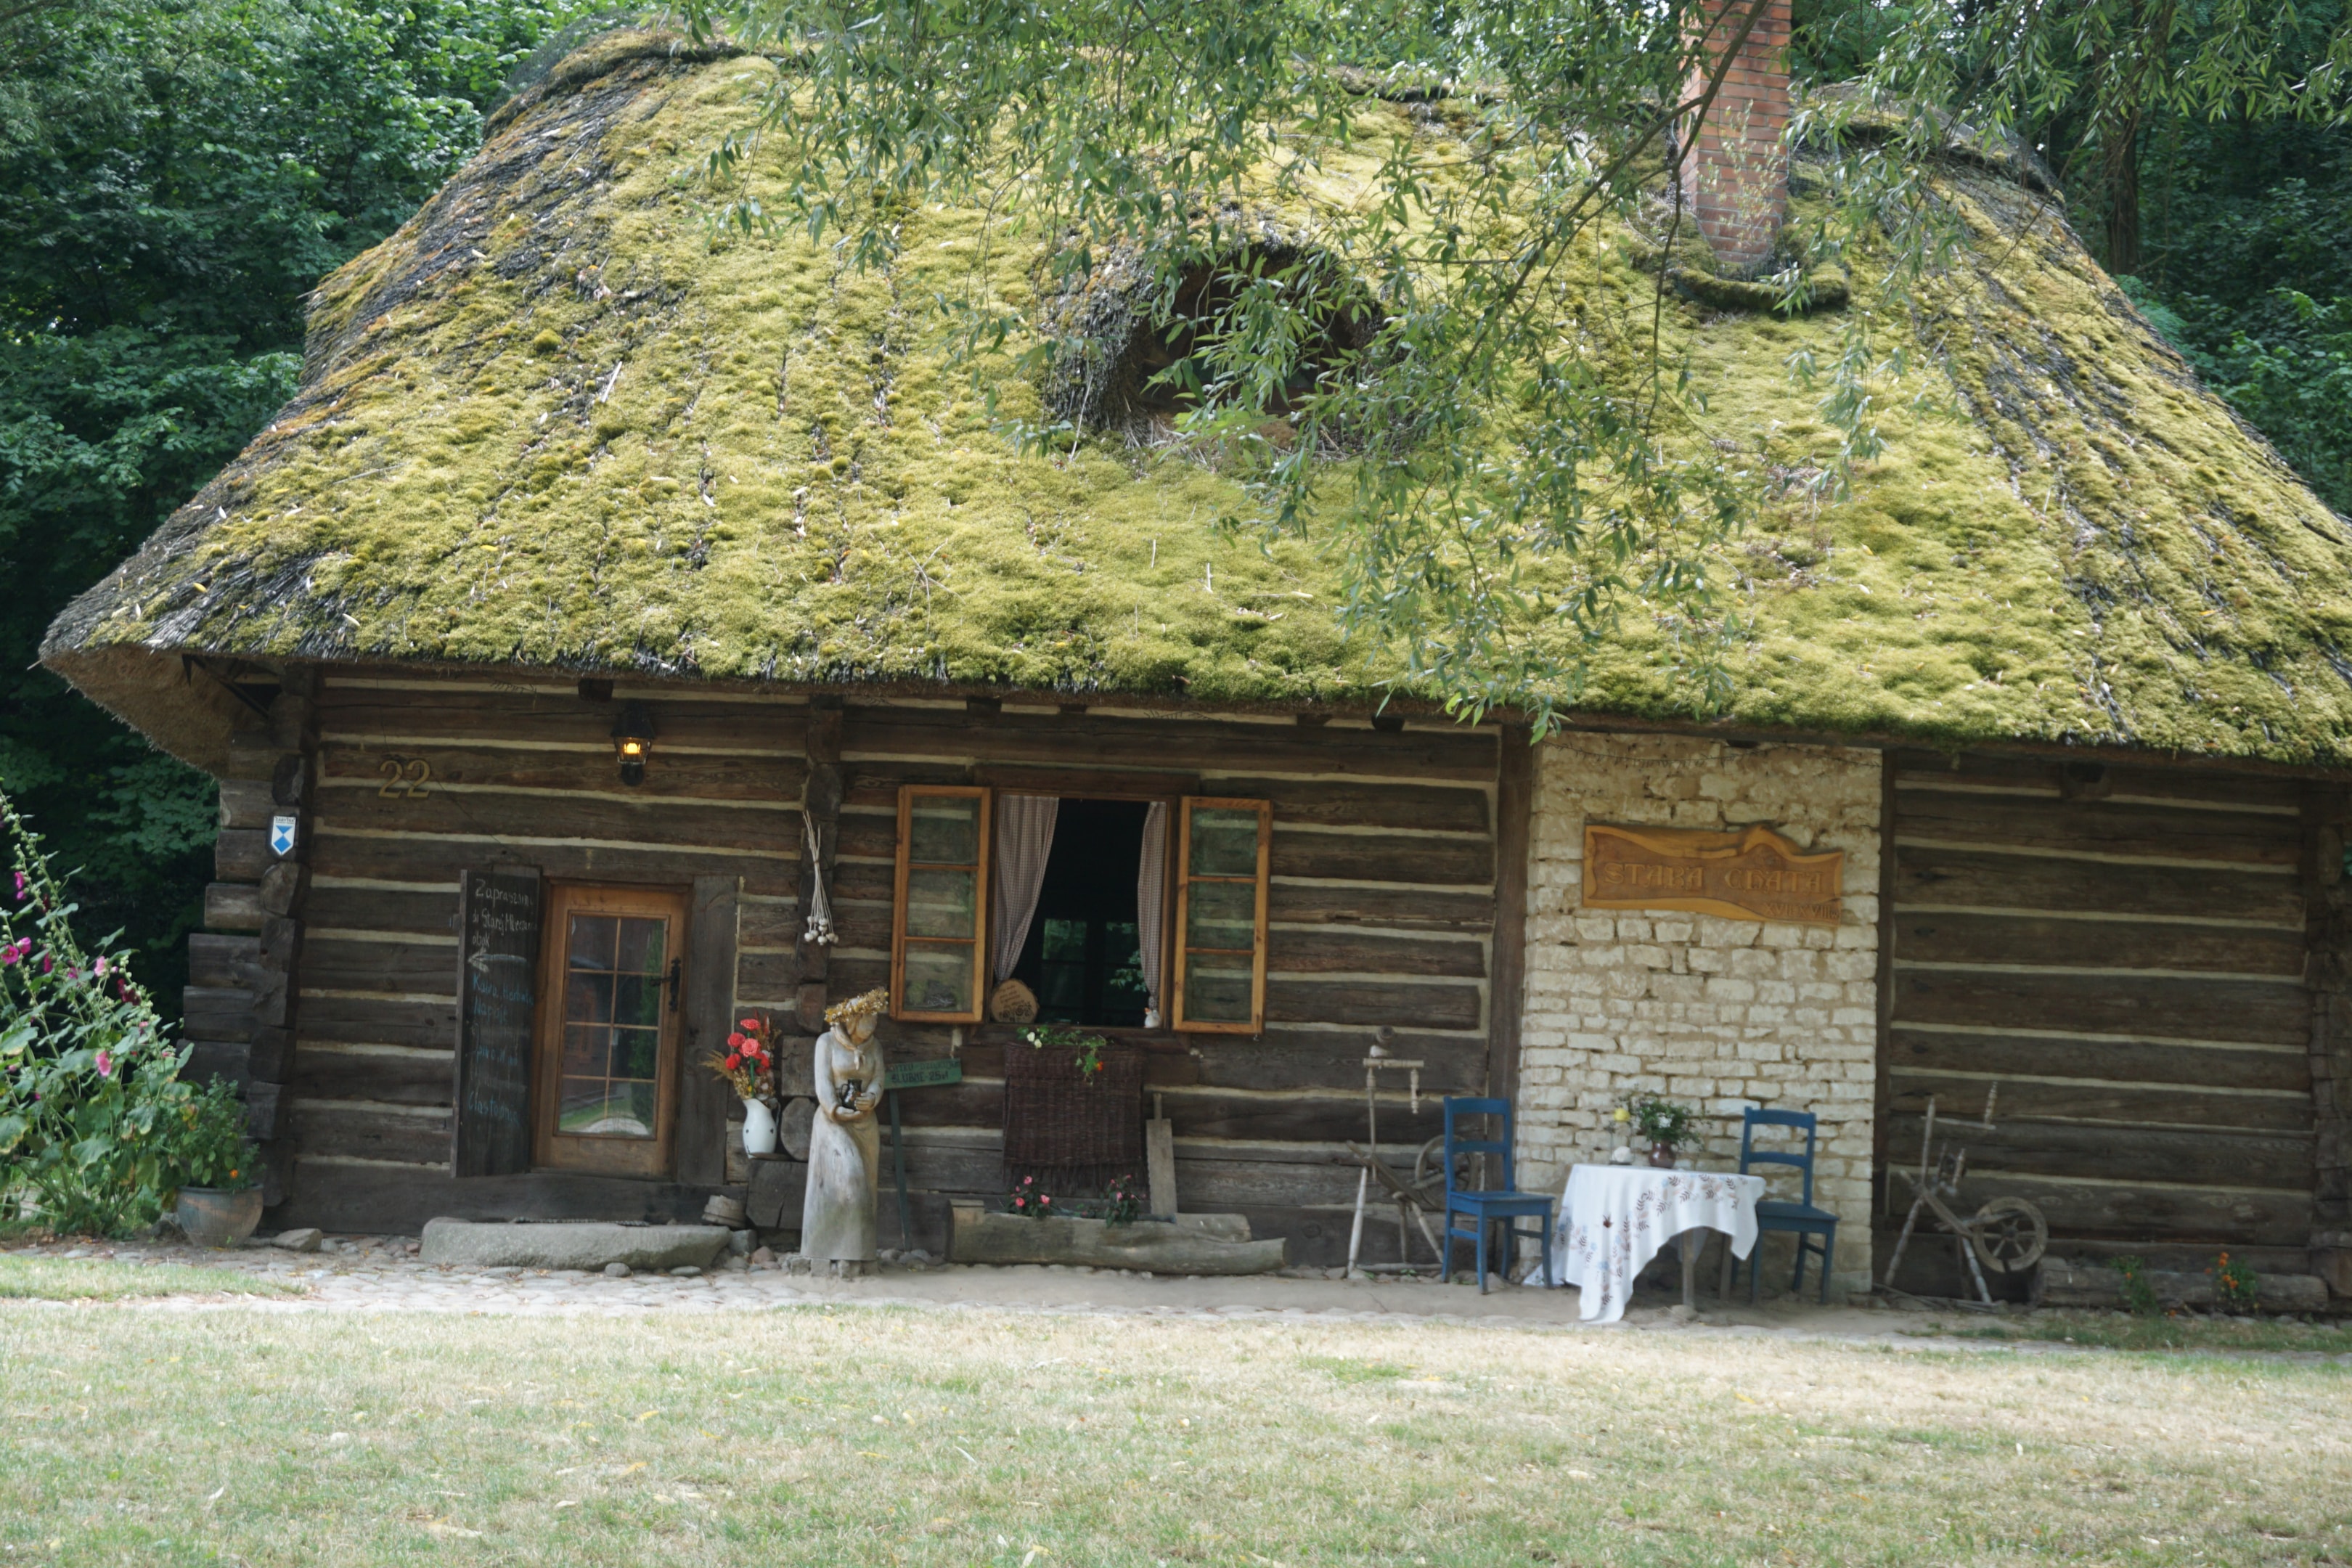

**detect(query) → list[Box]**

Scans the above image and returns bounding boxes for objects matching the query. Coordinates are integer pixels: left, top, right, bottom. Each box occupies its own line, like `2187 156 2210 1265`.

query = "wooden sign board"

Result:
452 867 542 1176
1582 824 1843 925
884 1057 963 1090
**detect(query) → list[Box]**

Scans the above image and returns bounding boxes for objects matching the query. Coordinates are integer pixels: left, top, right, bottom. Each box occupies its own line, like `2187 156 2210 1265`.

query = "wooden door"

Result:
533 882 690 1177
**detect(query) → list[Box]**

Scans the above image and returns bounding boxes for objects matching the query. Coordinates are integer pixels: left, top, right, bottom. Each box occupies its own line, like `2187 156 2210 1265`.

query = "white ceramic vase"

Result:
740 1098 780 1157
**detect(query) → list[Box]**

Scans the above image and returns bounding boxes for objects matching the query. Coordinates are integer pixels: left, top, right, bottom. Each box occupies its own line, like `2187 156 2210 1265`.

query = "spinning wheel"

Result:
1882 1085 2051 1304
1968 1196 2048 1274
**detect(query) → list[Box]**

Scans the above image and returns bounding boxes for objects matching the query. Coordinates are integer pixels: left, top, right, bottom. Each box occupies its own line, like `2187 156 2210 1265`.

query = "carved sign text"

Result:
1582 823 1843 926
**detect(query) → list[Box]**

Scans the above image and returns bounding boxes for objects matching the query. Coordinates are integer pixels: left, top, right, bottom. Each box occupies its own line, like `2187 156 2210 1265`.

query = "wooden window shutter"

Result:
1170 796 1270 1034
891 785 992 1023
452 866 542 1177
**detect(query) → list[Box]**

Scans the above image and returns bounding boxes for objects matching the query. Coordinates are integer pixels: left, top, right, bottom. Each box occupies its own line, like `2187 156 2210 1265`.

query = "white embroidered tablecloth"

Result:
1555 1165 1765 1323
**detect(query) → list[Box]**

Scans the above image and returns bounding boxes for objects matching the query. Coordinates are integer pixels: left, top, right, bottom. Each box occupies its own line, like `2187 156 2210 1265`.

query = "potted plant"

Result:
1628 1095 1698 1169
1008 1174 1056 1219
1022 1024 1109 1079
169 1079 262 1246
708 1016 779 1156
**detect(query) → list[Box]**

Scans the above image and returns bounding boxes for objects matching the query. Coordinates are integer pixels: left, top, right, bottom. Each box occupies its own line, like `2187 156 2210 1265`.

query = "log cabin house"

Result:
39 21 2352 1301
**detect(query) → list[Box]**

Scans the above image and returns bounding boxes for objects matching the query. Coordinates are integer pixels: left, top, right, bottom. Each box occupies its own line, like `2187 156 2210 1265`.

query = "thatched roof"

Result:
42 30 2352 772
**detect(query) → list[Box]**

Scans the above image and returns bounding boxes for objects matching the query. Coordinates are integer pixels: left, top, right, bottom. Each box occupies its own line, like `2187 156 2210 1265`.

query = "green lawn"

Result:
0 1254 302 1302
1 1300 2348 1566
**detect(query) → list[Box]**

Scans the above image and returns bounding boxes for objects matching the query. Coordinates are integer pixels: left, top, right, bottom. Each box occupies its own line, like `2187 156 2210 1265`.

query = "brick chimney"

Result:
1681 0 1793 277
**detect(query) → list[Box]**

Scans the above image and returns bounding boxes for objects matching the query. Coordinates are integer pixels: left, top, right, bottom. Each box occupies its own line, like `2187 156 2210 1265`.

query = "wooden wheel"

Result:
1969 1196 2047 1273
1412 1137 1453 1199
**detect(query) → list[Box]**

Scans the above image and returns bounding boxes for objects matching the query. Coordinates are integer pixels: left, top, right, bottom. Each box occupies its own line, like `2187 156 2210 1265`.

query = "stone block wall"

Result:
1515 732 1882 1292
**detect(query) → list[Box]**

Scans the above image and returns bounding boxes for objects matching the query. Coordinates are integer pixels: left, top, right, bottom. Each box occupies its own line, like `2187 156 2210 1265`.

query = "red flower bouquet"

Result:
706 1014 776 1101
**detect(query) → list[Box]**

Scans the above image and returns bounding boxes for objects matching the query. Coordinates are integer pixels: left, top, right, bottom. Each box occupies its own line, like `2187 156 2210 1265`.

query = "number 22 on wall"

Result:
377 756 434 798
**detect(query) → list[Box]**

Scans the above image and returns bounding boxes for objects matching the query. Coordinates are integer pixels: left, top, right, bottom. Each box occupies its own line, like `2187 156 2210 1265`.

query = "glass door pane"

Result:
557 912 668 1138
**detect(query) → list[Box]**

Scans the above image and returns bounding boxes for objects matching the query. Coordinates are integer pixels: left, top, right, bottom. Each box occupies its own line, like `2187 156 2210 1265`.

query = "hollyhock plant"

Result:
0 790 192 1236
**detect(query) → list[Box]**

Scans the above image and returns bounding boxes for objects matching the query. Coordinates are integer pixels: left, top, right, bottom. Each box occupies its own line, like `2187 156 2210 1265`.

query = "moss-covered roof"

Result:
43 30 2352 771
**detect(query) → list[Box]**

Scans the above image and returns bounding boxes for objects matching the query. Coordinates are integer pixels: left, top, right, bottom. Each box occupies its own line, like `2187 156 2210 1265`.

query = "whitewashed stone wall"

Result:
1516 732 1882 1293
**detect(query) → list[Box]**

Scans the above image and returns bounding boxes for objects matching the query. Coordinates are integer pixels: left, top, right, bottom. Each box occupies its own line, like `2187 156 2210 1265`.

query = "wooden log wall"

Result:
263 671 806 1232
183 674 317 1206
735 702 1503 1266
249 674 1505 1254
1880 750 2320 1283
2303 785 2352 1296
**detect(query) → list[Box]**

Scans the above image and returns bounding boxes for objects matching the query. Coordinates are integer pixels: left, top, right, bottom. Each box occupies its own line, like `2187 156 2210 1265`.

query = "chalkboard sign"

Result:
452 867 542 1177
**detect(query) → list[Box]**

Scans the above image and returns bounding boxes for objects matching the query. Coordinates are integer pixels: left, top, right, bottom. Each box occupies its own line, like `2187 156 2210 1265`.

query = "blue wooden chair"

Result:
1440 1097 1553 1294
1734 1106 1838 1304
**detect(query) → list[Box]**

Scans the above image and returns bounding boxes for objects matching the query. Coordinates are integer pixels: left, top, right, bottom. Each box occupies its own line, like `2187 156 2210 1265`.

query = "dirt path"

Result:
7 1231 1977 1342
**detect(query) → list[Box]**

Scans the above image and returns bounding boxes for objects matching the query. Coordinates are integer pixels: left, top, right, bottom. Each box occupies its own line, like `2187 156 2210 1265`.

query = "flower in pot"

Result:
1100 1174 1143 1227
1008 1175 1055 1219
1628 1095 1698 1169
169 1079 263 1246
1023 1024 1108 1079
707 1016 779 1156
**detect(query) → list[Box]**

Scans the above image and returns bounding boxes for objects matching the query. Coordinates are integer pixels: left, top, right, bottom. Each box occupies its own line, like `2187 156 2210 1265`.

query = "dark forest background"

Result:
1 0 2346 1018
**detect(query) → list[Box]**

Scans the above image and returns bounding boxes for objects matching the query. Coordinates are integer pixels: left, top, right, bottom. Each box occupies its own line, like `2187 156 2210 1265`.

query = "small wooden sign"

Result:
1582 824 1843 925
884 1057 963 1090
452 867 543 1176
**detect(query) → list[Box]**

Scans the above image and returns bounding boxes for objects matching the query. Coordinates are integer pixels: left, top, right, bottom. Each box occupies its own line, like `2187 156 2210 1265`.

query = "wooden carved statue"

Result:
800 987 888 1275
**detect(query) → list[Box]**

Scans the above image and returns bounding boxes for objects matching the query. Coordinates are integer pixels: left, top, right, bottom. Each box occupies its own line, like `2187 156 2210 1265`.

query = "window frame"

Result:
1169 795 1272 1034
531 881 690 1177
890 784 995 1024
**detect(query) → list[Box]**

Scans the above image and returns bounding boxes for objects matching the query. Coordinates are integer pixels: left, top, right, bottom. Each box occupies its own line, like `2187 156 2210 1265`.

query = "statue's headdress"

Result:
823 987 890 1028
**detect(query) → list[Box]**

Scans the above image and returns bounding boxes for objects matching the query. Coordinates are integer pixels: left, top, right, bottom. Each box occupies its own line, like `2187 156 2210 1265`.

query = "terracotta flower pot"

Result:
176 1185 264 1248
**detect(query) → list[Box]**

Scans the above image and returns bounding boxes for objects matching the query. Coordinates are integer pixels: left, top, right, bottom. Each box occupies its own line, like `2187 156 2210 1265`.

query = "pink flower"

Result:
94 1050 112 1079
11 872 24 901
94 956 108 977
38 952 51 974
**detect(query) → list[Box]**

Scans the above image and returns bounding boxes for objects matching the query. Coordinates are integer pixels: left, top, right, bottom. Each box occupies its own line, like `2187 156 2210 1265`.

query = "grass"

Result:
1937 1309 2352 1357
0 1255 303 1302
4 1299 2350 1566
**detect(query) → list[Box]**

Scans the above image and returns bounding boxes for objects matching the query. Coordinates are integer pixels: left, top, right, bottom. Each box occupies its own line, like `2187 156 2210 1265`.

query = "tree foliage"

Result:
0 0 587 1008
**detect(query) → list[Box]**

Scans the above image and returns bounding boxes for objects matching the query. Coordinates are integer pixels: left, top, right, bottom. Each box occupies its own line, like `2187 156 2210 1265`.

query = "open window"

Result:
1170 796 1272 1034
891 785 992 1023
1003 798 1156 1028
890 786 1272 1033
533 882 688 1177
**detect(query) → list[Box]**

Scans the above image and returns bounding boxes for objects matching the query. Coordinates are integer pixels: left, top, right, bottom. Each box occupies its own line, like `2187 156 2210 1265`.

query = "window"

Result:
1171 796 1271 1034
533 883 688 1177
1009 798 1154 1028
891 785 992 1023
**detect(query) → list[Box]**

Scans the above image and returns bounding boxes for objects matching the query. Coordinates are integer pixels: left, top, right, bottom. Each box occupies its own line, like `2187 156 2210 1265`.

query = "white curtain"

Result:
1136 801 1169 1016
991 795 1059 982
